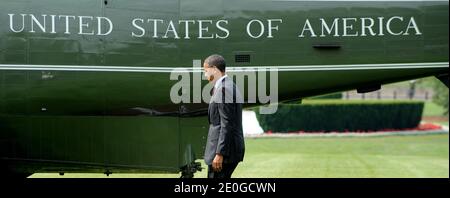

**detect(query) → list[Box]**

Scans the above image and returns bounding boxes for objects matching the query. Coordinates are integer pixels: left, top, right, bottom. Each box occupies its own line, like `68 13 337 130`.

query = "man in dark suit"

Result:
203 54 245 178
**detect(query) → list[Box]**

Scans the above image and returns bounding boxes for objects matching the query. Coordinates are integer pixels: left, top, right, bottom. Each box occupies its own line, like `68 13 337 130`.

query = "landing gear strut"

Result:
180 162 202 178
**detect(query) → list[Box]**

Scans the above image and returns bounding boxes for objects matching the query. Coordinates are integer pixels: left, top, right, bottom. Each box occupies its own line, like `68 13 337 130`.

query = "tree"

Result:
432 78 449 116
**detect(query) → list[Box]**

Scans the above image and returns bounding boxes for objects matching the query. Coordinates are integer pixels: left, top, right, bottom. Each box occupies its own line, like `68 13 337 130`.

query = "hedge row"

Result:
255 100 424 133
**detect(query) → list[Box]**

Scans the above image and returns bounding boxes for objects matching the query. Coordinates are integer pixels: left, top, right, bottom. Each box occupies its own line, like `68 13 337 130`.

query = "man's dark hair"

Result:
205 54 226 72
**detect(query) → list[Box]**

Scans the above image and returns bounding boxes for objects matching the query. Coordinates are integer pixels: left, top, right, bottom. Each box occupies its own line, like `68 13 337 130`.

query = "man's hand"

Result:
212 154 223 172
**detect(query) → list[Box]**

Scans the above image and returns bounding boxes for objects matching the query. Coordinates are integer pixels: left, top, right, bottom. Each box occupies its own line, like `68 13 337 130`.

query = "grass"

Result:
31 134 449 178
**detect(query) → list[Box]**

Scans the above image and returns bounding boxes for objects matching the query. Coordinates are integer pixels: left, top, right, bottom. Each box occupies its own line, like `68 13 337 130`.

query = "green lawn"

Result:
31 134 449 178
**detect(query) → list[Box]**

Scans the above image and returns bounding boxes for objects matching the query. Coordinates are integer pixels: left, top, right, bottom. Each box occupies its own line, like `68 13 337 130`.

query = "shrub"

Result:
255 100 424 133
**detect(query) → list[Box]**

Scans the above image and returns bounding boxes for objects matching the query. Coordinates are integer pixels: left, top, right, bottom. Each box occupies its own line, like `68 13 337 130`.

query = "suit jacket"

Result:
204 76 245 165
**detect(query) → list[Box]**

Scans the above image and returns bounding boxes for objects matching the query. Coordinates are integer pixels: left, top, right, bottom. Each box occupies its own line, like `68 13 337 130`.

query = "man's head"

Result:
203 54 226 83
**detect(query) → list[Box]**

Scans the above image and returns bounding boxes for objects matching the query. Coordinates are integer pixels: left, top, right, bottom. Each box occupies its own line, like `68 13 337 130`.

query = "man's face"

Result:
203 63 216 82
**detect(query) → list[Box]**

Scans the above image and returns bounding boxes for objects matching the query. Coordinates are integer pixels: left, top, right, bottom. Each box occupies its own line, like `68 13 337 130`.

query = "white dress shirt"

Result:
214 74 228 91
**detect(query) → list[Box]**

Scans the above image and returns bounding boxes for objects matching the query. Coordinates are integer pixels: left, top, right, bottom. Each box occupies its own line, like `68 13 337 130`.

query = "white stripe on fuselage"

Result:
0 62 447 73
